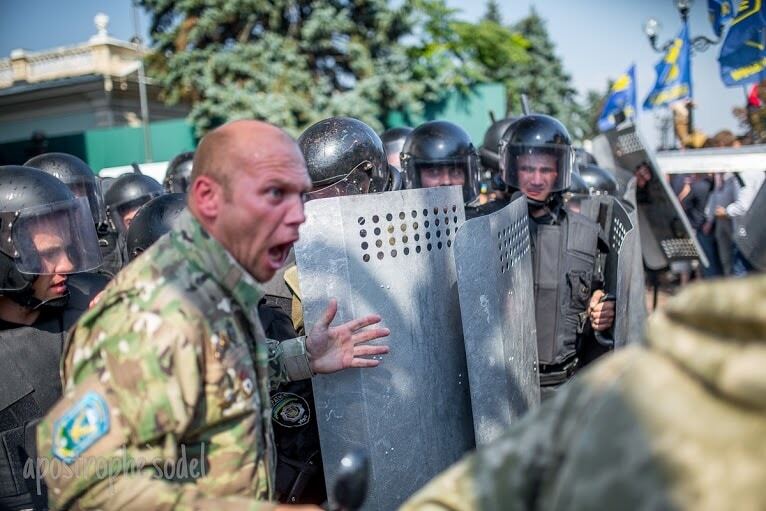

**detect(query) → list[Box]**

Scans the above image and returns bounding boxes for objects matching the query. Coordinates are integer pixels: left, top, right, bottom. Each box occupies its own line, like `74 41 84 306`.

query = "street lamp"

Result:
642 0 720 143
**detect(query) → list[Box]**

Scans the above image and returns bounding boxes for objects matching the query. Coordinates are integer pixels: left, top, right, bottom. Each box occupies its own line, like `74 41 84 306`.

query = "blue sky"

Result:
0 0 746 149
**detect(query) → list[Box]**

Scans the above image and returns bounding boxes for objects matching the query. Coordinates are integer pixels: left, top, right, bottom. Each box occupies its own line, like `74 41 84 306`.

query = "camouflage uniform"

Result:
401 275 766 511
36 211 314 510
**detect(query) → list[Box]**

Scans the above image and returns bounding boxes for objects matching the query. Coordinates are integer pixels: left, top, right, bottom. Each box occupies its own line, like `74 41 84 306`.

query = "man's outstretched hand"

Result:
307 298 390 374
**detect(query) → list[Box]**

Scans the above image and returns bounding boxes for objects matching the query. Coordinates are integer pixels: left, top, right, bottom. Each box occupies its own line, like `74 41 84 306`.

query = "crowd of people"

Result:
0 109 763 510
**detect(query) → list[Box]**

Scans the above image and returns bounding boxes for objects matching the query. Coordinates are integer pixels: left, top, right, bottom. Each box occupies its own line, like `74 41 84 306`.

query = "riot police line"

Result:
0 110 714 511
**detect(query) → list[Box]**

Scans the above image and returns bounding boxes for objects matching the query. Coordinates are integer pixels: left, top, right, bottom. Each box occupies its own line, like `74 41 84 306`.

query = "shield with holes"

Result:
578 195 640 348
453 196 539 446
294 186 475 510
591 123 708 270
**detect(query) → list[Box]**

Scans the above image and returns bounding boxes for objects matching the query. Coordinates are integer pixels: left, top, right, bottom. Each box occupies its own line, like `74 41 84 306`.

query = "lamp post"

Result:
642 0 720 140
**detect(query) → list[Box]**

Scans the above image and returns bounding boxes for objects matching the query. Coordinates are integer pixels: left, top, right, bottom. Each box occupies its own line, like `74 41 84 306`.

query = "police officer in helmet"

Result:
163 151 194 193
0 166 106 510
400 120 481 204
380 126 413 171
126 193 187 261
500 114 615 395
300 116 402 200
104 172 164 233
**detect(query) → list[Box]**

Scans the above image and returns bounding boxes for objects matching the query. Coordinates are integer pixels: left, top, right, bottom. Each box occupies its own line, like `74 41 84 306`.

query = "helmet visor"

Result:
66 177 105 226
10 197 102 275
306 161 373 201
502 144 573 196
408 156 481 203
110 192 162 233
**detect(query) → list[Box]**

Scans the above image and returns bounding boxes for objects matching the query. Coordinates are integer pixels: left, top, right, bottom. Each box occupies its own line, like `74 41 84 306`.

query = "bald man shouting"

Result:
36 121 390 511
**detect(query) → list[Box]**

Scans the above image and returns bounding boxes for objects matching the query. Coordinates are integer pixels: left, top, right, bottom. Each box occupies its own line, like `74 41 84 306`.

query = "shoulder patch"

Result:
271 391 310 428
52 391 110 464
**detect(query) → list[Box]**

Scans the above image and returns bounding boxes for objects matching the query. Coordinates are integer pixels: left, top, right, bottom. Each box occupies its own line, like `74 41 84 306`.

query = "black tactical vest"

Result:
531 210 600 367
0 274 106 510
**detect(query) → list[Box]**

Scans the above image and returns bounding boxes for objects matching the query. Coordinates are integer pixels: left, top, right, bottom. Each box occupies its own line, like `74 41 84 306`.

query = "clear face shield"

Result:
109 192 162 233
0 197 102 279
411 155 481 203
502 144 573 201
306 161 374 201
62 176 106 227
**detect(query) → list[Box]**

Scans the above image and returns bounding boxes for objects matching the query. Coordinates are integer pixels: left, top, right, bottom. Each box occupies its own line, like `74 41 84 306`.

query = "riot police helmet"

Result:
163 151 194 193
104 173 164 233
126 193 187 260
479 116 518 172
380 126 413 170
400 120 481 203
0 166 102 305
499 114 574 204
579 164 619 196
575 148 598 169
299 117 401 200
24 152 105 226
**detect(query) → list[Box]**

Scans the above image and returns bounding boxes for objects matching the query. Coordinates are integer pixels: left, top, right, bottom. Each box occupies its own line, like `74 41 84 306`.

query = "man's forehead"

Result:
518 153 557 165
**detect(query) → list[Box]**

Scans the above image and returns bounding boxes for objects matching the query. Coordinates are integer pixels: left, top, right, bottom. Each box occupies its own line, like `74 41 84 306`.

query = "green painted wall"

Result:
386 83 507 145
84 119 196 172
0 118 196 172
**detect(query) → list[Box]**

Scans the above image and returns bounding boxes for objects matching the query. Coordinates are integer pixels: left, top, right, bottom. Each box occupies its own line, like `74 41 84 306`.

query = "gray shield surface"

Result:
592 123 708 270
294 187 475 511
454 196 539 446
579 196 636 348
733 180 766 271
622 180 648 345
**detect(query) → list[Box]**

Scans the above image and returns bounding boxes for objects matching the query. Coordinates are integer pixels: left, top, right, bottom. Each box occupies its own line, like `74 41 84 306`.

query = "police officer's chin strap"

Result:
513 191 563 219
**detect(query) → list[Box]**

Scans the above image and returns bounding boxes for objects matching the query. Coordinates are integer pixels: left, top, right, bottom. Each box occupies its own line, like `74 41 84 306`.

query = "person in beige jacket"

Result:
401 274 766 511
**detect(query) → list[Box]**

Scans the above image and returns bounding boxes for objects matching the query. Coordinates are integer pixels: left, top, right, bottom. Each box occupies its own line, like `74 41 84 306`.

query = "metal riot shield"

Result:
592 123 708 270
733 179 766 271
622 179 648 346
578 196 636 348
454 196 539 446
294 187 475 511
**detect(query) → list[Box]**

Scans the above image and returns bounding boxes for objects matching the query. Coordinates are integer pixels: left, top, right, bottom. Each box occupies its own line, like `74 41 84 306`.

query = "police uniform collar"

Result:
174 210 264 312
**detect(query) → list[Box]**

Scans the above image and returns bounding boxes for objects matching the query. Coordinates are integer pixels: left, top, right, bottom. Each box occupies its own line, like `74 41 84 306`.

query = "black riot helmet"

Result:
104 173 164 233
380 126 413 170
163 151 194 193
499 114 574 205
24 152 105 227
579 164 619 196
479 117 518 173
299 117 402 200
126 193 187 260
400 120 481 203
0 166 102 307
575 148 599 169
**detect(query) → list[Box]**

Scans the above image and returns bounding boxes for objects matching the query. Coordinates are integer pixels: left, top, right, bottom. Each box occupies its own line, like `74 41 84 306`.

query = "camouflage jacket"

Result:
36 211 313 511
401 275 766 511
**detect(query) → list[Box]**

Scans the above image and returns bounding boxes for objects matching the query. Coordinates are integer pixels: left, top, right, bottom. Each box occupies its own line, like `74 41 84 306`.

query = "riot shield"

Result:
294 187 475 511
578 196 637 348
622 180 648 346
733 179 766 271
454 196 539 446
592 123 708 270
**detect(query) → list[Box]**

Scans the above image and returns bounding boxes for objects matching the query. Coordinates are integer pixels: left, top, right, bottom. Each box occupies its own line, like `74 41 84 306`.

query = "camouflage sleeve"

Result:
37 290 276 510
267 336 313 388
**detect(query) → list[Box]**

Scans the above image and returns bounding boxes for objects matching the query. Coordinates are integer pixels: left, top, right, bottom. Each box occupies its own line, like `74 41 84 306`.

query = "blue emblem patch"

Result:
52 391 110 464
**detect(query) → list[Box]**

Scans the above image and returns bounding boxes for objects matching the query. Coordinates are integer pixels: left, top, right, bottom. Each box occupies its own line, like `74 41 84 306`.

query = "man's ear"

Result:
189 175 221 222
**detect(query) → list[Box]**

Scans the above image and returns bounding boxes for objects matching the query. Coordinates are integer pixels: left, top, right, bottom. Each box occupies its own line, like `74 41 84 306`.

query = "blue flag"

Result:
708 0 735 37
644 25 693 110
718 0 766 86
597 65 637 132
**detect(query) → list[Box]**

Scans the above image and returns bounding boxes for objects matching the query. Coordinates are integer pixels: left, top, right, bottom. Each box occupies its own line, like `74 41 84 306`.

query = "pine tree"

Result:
508 9 587 139
483 0 503 25
140 0 426 136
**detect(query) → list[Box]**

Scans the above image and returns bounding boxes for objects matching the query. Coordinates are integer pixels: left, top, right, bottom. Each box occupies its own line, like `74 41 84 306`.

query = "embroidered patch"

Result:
271 392 310 428
52 391 110 464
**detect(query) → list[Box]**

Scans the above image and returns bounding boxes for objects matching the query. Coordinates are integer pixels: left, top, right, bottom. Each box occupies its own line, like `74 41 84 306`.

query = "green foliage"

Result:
141 0 426 136
508 9 587 139
482 0 503 25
